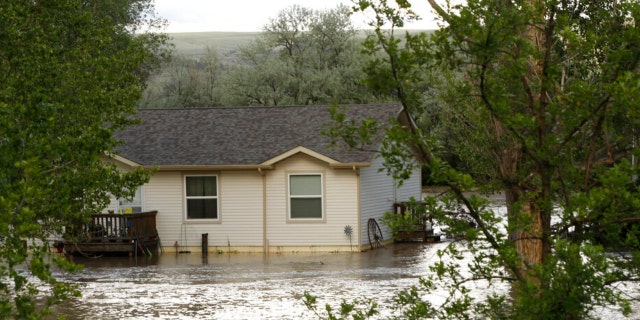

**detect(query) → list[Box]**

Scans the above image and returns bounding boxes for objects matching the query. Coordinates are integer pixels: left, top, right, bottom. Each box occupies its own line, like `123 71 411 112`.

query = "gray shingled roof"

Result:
115 104 402 166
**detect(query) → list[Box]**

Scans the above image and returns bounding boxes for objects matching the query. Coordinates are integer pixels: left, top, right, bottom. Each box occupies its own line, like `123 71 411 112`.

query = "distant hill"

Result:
168 31 260 58
166 30 435 60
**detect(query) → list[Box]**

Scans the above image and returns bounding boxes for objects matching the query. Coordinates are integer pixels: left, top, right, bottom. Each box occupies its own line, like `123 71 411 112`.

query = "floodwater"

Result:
53 242 448 320
50 195 635 320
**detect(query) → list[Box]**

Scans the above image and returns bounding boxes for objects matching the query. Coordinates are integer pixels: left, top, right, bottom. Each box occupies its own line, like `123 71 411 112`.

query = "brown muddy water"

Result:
52 242 447 320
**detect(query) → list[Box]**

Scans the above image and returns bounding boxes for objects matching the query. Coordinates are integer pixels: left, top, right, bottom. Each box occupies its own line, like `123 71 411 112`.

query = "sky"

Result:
153 0 440 33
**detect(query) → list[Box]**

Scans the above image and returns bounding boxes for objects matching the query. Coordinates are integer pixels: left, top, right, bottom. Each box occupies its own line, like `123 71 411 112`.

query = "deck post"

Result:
201 233 208 256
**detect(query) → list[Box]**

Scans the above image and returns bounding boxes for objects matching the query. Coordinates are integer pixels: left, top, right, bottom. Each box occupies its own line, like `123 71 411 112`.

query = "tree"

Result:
140 47 225 108
137 4 387 109
316 0 640 318
0 1 167 317
222 4 379 106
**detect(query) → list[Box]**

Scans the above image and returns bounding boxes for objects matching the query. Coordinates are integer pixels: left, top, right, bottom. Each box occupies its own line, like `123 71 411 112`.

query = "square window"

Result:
185 176 218 220
289 174 322 219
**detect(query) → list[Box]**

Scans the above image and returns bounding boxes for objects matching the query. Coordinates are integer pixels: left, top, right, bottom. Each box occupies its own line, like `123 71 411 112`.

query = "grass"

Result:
167 31 260 58
166 29 436 58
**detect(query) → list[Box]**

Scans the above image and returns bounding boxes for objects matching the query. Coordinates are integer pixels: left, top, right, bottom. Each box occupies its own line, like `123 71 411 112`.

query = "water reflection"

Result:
54 242 446 320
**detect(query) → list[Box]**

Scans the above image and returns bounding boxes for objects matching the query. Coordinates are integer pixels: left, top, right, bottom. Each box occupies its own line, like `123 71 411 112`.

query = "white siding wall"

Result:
106 153 403 252
143 171 183 247
359 156 422 247
144 171 264 250
211 171 263 246
265 154 359 250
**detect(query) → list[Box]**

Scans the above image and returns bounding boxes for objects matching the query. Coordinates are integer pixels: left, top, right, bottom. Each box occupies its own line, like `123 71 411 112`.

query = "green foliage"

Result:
311 0 640 318
323 104 425 184
303 291 379 320
140 4 385 108
223 4 378 106
140 47 223 108
0 0 166 318
381 199 429 240
322 105 385 151
381 211 421 239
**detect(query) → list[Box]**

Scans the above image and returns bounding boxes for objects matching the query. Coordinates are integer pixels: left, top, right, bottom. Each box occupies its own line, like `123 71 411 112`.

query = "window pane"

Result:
291 198 322 218
290 175 321 195
186 176 217 196
187 199 218 219
118 188 142 214
119 187 142 206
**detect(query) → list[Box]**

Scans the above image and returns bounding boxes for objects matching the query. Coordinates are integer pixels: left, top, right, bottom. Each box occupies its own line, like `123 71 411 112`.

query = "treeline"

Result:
138 5 388 108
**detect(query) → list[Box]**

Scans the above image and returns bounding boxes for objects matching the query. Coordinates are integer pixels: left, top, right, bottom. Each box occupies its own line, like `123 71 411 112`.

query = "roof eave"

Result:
329 162 371 168
140 163 370 171
145 164 275 171
102 153 141 168
261 146 371 168
261 146 337 166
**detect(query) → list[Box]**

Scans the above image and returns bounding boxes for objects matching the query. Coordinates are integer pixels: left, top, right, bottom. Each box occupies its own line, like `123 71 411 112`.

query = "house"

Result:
106 104 422 253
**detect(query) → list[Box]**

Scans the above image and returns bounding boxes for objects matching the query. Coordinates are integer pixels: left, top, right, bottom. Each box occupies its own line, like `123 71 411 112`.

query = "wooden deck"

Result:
62 211 159 255
393 203 441 243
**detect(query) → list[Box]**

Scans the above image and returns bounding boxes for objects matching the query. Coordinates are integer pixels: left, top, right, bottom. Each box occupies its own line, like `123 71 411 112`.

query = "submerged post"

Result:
201 233 208 256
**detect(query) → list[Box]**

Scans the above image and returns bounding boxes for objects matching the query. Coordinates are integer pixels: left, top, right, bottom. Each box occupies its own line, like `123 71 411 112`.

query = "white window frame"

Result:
117 186 144 214
288 173 324 221
184 175 219 221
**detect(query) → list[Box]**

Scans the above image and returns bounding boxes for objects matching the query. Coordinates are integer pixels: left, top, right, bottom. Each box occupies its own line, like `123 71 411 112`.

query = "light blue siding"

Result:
359 156 422 247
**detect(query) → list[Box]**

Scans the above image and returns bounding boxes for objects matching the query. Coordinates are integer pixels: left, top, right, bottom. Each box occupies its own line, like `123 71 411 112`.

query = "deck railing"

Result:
74 211 158 242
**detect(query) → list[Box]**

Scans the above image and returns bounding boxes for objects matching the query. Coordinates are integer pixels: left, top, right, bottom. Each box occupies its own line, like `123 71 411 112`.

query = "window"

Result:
185 176 218 220
289 174 323 219
117 187 143 214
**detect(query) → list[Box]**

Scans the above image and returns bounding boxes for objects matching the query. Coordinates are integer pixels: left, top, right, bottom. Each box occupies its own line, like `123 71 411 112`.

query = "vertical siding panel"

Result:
212 171 263 246
396 161 422 202
359 156 396 246
144 171 183 248
359 157 421 248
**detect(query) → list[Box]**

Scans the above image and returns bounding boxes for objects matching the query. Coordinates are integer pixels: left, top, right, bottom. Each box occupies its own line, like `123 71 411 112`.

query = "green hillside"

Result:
167 31 260 58
166 30 434 59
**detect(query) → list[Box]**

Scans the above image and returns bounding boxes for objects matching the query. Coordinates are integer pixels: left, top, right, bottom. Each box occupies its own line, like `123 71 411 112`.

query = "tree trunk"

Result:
514 201 544 269
505 187 544 284
512 0 549 283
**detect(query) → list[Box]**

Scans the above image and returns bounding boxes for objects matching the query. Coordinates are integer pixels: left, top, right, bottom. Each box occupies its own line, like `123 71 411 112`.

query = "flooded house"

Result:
93 104 421 253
